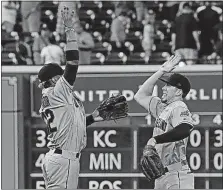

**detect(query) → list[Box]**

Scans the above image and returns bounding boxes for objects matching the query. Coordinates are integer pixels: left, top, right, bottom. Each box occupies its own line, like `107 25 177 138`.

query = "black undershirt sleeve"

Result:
154 123 193 144
86 115 95 127
63 64 78 86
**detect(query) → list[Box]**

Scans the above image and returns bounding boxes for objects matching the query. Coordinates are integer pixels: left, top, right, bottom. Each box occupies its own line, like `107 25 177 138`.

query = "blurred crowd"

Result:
1 1 223 65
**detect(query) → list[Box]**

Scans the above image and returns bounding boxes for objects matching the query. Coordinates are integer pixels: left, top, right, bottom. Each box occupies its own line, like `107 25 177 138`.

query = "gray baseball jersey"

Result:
147 96 195 189
40 76 86 189
39 76 86 152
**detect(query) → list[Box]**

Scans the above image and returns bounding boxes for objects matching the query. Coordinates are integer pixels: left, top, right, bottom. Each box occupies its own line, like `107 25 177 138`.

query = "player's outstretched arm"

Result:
61 6 80 86
86 110 103 127
134 55 181 109
147 106 194 146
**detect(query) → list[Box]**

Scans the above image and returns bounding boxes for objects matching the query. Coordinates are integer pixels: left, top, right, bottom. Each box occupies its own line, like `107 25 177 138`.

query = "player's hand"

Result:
147 138 157 147
160 55 181 73
92 110 104 122
61 6 79 29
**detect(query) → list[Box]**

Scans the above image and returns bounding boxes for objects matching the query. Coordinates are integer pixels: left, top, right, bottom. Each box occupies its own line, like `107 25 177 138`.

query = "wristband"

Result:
65 27 75 33
86 114 95 126
66 50 79 61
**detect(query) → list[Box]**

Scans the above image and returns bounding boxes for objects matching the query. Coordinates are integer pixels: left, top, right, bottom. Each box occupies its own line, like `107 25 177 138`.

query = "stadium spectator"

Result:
43 10 57 32
40 35 64 65
74 22 95 65
110 11 129 55
15 33 33 65
142 10 156 63
171 3 200 65
195 2 222 58
112 1 129 17
56 1 80 36
209 19 223 64
165 2 179 22
1 1 18 33
32 24 52 65
134 1 146 22
21 1 41 33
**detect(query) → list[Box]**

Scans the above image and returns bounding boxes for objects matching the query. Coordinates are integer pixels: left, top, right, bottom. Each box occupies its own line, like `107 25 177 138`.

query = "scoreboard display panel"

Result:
25 70 222 189
27 117 222 189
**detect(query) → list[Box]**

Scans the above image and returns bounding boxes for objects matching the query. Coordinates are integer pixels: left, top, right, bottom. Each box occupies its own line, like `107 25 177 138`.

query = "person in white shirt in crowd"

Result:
75 21 95 65
41 35 64 65
33 24 52 65
1 1 18 33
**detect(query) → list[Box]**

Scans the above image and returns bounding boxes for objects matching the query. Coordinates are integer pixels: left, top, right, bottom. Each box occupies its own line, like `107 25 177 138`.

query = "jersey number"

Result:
41 109 57 134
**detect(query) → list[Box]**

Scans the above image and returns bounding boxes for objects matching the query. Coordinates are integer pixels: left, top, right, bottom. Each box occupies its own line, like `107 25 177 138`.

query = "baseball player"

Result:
134 55 195 189
38 7 102 189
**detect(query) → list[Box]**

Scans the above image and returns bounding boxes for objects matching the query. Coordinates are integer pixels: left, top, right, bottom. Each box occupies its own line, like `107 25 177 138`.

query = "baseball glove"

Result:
96 94 128 121
140 145 166 181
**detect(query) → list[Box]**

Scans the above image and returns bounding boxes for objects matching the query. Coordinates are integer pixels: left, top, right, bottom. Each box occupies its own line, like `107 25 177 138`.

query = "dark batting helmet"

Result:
38 63 64 82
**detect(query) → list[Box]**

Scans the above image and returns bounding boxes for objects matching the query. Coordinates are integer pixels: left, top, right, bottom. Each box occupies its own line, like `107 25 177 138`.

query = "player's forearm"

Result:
63 30 79 85
135 70 164 100
192 31 199 44
171 33 176 46
65 30 79 65
153 123 192 144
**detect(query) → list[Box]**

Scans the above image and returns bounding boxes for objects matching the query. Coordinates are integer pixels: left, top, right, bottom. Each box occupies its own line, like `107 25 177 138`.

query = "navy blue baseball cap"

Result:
38 63 64 82
159 73 191 98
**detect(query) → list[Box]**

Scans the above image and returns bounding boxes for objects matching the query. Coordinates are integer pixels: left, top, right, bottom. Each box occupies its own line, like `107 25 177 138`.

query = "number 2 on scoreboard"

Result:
41 109 57 134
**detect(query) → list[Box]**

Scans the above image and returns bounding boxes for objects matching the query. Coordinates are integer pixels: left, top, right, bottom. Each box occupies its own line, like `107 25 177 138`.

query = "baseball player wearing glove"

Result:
135 55 194 189
39 6 128 189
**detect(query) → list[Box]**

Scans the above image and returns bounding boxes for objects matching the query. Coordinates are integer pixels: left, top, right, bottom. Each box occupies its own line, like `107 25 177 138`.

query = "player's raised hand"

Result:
160 55 181 73
61 6 79 29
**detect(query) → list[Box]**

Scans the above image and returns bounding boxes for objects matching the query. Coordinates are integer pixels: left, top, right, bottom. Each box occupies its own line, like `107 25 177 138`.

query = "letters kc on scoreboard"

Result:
80 127 133 173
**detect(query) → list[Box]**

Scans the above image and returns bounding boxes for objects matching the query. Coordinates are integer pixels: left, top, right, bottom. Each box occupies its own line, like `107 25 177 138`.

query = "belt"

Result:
54 148 80 159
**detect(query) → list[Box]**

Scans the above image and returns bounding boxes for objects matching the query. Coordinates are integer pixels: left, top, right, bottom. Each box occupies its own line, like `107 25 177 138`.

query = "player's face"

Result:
161 84 178 103
51 75 61 86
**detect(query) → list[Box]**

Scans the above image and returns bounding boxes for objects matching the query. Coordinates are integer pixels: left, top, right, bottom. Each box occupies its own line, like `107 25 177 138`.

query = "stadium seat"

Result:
129 21 144 32
3 42 17 53
92 42 111 56
154 41 171 53
80 1 100 13
1 31 16 45
149 52 169 64
40 1 58 15
92 31 103 43
125 31 141 45
104 52 127 65
90 52 105 65
79 10 94 24
1 52 16 65
102 1 114 11
126 52 146 65
92 20 110 35
94 11 113 25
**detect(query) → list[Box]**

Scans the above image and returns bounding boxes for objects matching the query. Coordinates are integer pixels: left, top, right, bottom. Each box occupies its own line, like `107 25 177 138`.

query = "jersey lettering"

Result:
155 118 167 131
180 110 190 117
41 96 50 109
41 109 57 134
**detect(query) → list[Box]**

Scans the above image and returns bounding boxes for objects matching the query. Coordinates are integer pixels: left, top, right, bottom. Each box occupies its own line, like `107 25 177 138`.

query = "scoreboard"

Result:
27 114 222 189
1 65 222 189
25 69 222 189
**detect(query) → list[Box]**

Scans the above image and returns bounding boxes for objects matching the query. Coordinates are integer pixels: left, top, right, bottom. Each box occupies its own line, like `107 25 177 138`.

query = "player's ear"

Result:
176 89 183 97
